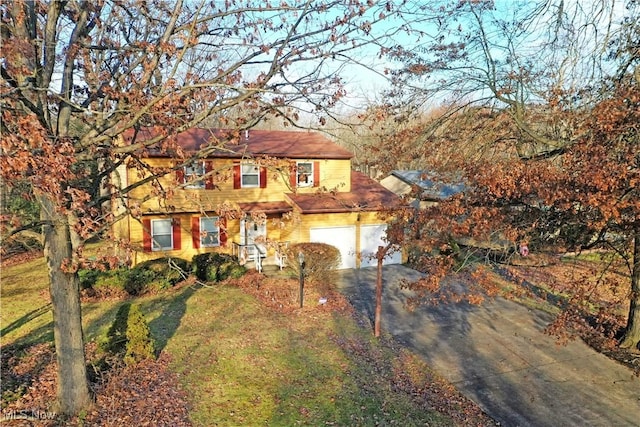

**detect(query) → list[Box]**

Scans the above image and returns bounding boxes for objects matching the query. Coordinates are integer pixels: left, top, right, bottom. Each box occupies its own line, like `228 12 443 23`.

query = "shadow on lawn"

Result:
147 285 197 353
1 303 52 339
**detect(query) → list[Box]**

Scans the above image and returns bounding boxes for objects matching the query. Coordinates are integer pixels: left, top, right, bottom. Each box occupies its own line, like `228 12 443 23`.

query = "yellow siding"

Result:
127 212 296 264
127 158 351 213
125 209 403 266
315 159 351 192
116 152 404 266
127 214 229 265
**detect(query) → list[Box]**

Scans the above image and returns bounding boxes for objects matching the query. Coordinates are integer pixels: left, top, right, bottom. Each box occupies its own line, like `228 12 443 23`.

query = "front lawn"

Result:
1 253 495 426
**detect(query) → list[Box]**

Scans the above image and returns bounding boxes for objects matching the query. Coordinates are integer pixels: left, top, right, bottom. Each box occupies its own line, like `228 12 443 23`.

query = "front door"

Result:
241 219 267 258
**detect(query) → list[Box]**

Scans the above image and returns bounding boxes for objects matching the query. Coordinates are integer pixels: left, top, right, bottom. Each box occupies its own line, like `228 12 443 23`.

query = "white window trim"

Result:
200 217 220 247
296 161 313 187
241 162 260 188
151 219 173 251
184 161 206 189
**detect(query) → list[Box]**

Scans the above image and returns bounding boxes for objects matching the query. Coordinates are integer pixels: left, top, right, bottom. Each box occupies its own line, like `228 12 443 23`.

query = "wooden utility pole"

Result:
374 245 384 337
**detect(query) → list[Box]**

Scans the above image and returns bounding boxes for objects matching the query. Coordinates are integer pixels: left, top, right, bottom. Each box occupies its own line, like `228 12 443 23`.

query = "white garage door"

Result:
310 226 356 269
360 224 402 268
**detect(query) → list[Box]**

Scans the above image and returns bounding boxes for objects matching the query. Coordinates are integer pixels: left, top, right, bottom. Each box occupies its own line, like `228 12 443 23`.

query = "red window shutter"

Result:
313 161 320 187
191 217 200 249
172 218 181 250
205 161 214 190
176 167 185 185
142 219 152 252
233 163 241 189
289 162 297 188
260 167 267 188
219 217 228 246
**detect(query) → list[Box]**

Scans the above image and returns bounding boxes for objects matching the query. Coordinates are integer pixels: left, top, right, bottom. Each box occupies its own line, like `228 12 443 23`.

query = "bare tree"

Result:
0 0 402 414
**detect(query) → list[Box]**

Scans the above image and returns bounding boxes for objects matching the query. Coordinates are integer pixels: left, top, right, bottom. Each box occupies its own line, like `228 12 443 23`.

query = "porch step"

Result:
244 255 287 272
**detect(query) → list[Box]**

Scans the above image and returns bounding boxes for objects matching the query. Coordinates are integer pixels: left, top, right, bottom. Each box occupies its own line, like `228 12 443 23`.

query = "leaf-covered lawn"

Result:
1 256 496 426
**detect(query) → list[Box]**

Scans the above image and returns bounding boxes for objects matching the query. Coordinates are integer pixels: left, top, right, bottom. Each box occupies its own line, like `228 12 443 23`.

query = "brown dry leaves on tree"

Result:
498 256 640 375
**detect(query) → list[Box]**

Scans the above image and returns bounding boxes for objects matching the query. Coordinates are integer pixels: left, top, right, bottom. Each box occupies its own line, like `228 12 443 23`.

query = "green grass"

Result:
1 256 54 346
147 284 451 426
0 255 125 348
1 253 463 426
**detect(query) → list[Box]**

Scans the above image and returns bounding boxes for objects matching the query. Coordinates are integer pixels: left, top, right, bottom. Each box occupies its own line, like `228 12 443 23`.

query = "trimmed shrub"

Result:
123 304 156 366
101 303 131 355
286 242 341 288
79 257 190 298
192 253 247 282
100 303 156 366
78 268 101 290
123 267 156 295
126 257 190 295
79 267 129 299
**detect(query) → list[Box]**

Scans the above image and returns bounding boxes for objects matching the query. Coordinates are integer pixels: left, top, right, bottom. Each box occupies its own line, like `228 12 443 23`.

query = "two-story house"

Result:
112 127 403 269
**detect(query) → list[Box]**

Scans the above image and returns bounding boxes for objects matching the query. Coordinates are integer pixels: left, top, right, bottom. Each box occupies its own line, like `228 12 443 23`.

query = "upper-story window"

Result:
178 161 213 189
184 161 206 189
290 161 319 189
233 162 267 189
241 163 260 188
296 162 313 187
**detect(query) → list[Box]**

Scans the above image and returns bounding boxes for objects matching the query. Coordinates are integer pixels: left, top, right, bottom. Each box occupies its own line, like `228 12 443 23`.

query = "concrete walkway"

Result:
336 265 640 427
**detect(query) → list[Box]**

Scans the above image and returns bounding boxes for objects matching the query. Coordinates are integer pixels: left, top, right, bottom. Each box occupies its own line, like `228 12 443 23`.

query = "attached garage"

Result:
310 224 402 269
310 226 357 269
360 224 402 268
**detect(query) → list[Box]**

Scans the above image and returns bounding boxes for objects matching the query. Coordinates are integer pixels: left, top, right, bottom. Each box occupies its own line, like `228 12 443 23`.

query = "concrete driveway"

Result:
336 265 640 427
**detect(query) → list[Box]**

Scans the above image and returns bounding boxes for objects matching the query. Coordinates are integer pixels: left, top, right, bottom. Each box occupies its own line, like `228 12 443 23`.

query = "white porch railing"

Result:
232 242 289 272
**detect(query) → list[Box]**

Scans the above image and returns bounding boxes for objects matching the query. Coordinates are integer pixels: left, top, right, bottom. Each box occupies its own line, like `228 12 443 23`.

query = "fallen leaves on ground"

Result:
498 256 640 375
2 267 497 426
1 344 191 426
0 250 44 268
231 270 353 316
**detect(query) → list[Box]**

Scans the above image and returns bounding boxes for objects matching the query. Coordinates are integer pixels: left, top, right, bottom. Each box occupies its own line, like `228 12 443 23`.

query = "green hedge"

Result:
78 257 190 297
123 304 156 366
130 257 190 294
192 253 247 282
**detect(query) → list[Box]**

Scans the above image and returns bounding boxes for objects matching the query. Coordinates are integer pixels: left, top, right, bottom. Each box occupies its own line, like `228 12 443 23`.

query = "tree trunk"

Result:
620 230 640 350
374 246 384 338
41 197 91 414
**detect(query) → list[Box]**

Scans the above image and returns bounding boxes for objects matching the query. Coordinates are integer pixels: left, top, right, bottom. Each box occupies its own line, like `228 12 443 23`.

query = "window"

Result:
289 161 319 188
192 216 226 248
241 163 260 188
184 162 205 189
233 162 266 189
143 218 181 252
296 162 313 187
200 217 220 247
151 219 173 251
177 161 213 189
